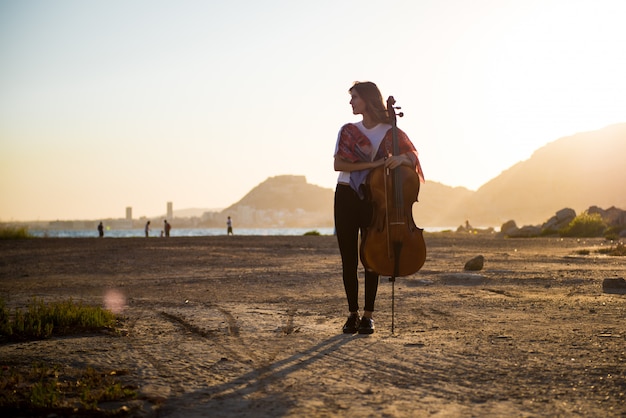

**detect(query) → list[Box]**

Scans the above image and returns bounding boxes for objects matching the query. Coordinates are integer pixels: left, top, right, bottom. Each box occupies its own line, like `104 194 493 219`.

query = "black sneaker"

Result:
358 317 374 334
342 314 360 334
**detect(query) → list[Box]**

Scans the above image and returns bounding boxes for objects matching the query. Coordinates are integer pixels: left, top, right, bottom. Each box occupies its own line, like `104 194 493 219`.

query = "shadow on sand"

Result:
157 334 353 417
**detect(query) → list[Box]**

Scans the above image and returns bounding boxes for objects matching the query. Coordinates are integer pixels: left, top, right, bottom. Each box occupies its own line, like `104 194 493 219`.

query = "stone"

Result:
464 255 484 271
498 220 518 237
555 207 577 221
508 225 542 238
542 208 576 233
602 278 626 294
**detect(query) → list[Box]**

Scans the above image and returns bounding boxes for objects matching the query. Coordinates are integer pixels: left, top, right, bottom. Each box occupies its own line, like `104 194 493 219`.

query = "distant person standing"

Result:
227 216 234 235
97 222 104 238
164 220 171 237
145 221 151 237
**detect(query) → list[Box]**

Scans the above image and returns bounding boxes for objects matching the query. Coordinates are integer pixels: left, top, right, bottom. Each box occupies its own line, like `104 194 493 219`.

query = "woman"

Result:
333 81 424 334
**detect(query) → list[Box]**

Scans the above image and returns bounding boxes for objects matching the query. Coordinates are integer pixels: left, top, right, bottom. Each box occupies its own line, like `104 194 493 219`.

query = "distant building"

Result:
167 202 173 219
126 207 132 220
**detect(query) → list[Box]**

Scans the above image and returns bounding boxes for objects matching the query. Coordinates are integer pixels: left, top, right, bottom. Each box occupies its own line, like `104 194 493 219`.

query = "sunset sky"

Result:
2 0 625 221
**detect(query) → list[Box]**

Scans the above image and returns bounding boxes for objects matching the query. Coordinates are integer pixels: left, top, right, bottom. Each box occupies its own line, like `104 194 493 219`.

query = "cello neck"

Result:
386 96 402 156
386 96 404 208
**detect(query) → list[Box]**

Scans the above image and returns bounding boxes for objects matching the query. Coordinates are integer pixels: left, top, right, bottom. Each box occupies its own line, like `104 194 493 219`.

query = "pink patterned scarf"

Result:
336 123 425 197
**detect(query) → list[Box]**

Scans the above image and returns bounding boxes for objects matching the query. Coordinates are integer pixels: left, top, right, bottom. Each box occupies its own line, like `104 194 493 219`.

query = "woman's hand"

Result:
384 154 411 170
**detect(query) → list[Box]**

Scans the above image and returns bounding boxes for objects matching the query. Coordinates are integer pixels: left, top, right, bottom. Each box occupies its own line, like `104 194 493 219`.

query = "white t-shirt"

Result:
334 121 391 184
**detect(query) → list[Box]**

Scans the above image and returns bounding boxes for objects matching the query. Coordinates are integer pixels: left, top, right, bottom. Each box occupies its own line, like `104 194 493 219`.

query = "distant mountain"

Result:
221 175 334 227
223 175 332 213
463 123 626 226
186 123 626 228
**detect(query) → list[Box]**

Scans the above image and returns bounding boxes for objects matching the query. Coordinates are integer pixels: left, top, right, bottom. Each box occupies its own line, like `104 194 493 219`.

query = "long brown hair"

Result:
349 81 390 124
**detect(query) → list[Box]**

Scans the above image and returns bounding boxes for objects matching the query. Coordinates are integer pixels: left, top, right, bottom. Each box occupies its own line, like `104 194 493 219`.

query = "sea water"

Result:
29 226 455 238
30 227 335 238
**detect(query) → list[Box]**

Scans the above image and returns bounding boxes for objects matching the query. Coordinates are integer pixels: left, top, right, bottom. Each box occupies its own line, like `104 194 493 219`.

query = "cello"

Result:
360 95 426 283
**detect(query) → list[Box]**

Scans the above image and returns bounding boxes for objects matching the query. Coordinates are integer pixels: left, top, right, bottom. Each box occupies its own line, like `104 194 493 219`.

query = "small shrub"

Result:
303 230 321 236
560 212 607 237
597 242 626 256
0 226 31 239
0 298 12 336
604 226 624 241
29 376 59 408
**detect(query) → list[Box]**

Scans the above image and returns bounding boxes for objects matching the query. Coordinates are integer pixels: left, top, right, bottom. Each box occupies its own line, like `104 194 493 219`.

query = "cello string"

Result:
384 165 392 258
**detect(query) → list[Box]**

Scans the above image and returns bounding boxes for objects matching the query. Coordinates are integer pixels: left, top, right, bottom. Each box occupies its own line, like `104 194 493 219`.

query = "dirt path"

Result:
1 235 624 417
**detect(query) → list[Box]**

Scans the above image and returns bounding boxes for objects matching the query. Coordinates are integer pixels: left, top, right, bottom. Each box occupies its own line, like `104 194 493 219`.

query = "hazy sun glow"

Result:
1 0 625 221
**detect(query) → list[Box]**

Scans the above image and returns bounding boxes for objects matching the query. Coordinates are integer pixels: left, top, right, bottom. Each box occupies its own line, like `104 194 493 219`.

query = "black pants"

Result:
334 184 379 313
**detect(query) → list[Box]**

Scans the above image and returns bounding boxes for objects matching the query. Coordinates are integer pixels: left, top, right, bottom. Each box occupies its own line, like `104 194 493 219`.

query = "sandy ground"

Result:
0 233 625 417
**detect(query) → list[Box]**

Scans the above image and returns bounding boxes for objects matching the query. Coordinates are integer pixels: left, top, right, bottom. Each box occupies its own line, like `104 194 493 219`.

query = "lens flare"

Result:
103 289 126 314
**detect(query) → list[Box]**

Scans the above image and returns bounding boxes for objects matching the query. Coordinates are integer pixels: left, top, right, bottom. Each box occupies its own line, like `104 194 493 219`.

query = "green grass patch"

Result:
303 230 321 236
0 299 135 414
0 363 137 414
0 298 117 342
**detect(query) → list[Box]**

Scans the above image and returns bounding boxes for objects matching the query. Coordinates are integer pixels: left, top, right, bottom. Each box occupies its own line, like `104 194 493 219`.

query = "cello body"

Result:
360 97 426 278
